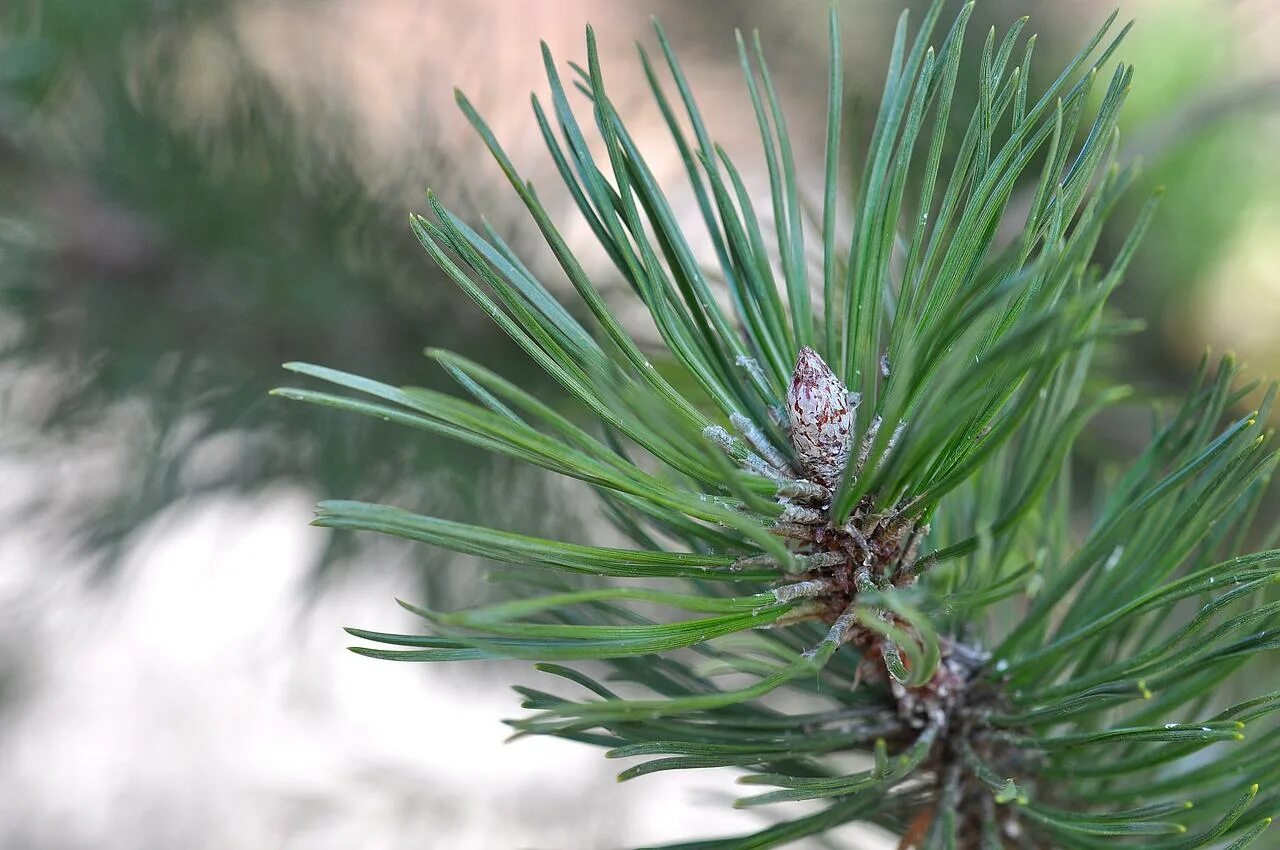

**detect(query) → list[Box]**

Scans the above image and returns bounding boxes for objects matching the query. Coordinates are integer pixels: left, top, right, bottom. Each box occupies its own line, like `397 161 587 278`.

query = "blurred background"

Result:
0 0 1277 847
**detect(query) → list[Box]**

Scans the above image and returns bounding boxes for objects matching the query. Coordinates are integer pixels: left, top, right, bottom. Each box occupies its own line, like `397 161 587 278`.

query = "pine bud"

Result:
787 346 853 487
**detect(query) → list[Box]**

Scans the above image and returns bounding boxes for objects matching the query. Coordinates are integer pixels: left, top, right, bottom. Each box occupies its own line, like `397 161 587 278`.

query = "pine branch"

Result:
277 2 1280 847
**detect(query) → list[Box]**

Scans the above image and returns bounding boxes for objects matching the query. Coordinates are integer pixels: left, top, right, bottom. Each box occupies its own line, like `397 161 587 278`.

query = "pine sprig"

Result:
275 2 1280 847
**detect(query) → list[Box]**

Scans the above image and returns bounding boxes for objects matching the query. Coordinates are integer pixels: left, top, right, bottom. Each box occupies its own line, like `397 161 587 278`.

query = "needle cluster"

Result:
277 2 1280 846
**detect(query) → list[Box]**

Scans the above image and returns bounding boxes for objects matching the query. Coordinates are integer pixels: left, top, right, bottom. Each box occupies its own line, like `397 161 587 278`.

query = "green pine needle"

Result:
275 1 1280 847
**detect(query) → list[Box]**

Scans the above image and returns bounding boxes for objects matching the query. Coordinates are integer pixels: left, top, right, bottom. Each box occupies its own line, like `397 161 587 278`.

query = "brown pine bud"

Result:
787 346 853 487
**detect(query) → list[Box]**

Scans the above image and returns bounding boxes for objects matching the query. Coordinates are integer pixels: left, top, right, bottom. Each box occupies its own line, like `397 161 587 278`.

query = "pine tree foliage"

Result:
276 2 1280 846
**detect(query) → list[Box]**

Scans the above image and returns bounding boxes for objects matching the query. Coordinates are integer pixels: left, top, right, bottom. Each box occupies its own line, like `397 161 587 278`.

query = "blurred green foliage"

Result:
1116 1 1280 309
0 0 554 577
